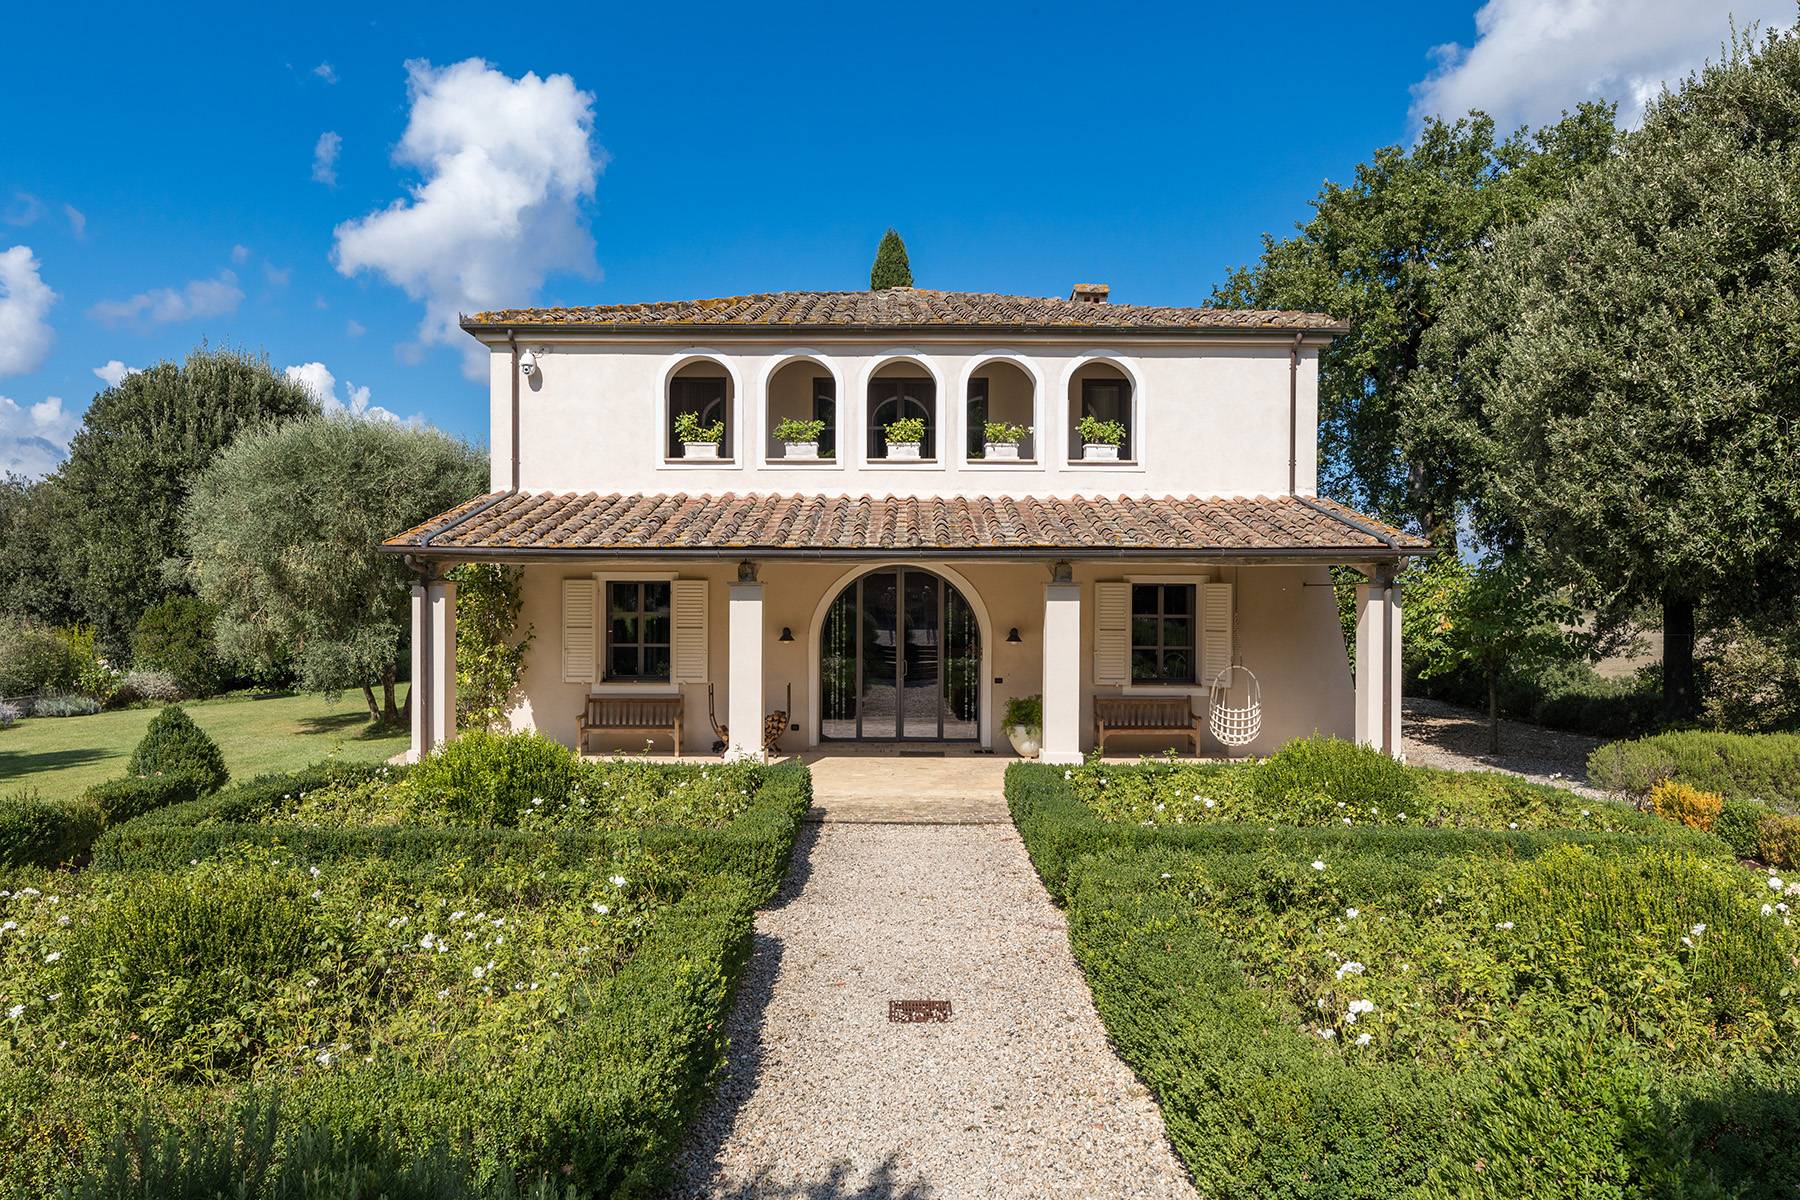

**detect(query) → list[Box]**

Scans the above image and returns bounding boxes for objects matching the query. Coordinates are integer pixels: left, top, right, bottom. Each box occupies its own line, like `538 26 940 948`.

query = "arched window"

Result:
867 362 936 460
666 361 733 460
1067 361 1135 463
765 358 837 461
966 358 1037 461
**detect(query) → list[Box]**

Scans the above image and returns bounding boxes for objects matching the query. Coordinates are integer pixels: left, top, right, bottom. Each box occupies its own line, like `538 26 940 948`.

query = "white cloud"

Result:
92 360 137 388
88 270 244 327
231 243 251 264
263 261 292 287
312 131 342 186
0 245 57 377
1413 1 1794 130
314 62 338 84
0 393 80 478
332 58 602 377
283 360 400 422
345 318 366 338
3 194 44 227
63 204 86 240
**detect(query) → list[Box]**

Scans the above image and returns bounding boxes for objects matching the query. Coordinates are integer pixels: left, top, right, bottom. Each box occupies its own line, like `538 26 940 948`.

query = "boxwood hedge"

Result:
1008 762 1797 1197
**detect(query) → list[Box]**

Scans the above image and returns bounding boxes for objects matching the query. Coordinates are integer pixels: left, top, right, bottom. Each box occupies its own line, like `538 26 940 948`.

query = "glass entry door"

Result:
820 568 980 741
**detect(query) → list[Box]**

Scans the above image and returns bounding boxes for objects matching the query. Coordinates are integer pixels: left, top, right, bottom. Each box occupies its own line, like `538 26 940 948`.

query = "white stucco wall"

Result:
485 333 1322 499
502 559 1351 757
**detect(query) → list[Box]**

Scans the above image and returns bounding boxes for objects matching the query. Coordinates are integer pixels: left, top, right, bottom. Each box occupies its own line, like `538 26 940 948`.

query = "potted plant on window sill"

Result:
982 421 1032 461
884 416 927 460
1078 414 1127 462
773 417 826 460
674 411 726 460
1004 694 1043 758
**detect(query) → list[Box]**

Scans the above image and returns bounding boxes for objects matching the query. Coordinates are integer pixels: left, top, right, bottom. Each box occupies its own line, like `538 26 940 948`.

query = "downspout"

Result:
507 329 521 491
1288 333 1302 495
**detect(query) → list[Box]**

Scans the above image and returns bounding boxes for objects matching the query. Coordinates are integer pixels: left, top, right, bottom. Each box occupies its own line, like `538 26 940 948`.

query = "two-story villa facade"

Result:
384 286 1428 764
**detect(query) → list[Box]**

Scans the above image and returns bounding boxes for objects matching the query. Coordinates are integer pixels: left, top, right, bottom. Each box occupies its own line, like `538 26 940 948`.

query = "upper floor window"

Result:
1131 583 1193 684
1068 363 1134 463
667 365 733 461
868 369 936 461
966 359 1036 462
766 359 836 461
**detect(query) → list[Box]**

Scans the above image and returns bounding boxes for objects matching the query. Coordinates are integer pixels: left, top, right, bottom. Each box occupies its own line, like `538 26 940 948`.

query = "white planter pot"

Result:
1082 442 1121 462
985 442 1021 460
887 441 922 460
682 441 721 460
1007 724 1042 759
783 441 820 460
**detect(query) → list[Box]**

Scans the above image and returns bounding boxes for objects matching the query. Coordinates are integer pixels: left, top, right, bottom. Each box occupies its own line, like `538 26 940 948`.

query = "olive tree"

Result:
180 416 486 721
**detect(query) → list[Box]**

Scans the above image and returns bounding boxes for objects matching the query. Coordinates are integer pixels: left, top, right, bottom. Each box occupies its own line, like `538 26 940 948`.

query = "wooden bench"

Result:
578 695 684 757
1094 696 1202 757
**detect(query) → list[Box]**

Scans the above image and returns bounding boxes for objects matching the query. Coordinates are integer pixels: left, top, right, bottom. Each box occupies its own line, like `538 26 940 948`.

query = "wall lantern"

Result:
1005 627 1022 643
778 627 795 643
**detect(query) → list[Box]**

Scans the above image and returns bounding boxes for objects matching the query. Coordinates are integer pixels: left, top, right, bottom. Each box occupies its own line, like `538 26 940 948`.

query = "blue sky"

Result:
1 1 1786 471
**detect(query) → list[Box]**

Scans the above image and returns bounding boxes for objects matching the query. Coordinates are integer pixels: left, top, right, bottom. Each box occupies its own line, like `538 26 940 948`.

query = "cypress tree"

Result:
869 229 913 289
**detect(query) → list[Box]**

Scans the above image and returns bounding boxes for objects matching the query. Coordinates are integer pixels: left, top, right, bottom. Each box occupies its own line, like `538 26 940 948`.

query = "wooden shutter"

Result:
671 579 709 683
1094 581 1130 686
1202 581 1233 686
562 578 596 684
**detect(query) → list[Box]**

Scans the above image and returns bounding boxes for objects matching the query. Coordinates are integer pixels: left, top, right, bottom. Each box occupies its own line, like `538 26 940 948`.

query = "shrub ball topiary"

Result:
131 596 224 697
399 730 578 826
126 705 228 795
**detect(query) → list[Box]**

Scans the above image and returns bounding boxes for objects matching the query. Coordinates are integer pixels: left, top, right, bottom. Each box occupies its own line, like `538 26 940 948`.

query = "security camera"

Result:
518 349 538 377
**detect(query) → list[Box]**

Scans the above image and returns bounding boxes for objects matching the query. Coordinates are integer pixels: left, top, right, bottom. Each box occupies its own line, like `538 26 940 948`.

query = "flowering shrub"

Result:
114 668 183 704
1070 752 1651 833
27 693 102 718
1649 779 1724 831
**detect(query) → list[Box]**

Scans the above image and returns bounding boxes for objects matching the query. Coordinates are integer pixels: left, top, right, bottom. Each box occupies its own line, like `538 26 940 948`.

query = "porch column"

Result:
1040 576 1083 765
726 577 766 762
409 577 457 760
1354 568 1403 758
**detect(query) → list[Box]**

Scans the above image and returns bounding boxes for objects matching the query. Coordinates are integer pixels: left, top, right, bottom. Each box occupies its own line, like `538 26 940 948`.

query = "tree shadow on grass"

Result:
0 746 118 787
294 711 406 742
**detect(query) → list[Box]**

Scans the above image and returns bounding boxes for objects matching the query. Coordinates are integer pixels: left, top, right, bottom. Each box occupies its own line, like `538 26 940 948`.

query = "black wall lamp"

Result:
778 627 794 642
1005 627 1022 643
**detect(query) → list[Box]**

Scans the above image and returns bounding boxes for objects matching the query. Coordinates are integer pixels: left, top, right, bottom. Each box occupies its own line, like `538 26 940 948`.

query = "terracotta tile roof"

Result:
461 289 1347 334
385 492 1426 556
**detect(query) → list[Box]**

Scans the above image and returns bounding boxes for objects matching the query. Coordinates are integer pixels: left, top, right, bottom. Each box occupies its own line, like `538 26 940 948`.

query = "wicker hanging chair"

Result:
1208 664 1262 748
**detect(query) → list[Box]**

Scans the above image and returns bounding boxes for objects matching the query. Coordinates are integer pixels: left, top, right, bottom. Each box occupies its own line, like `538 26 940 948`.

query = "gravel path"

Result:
1403 696 1608 797
670 819 1198 1199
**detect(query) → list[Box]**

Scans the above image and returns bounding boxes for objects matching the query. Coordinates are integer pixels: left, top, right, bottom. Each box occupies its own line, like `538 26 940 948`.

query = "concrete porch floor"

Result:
798 752 1013 824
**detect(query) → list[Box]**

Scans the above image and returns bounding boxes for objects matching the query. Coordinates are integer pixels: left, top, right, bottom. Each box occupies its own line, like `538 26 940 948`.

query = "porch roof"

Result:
383 491 1428 561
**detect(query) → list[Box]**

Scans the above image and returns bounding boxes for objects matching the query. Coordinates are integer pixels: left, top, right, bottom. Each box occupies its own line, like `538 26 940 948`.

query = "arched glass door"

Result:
820 568 979 741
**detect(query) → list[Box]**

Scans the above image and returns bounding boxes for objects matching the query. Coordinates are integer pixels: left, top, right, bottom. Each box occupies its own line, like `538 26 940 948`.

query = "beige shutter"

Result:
1094 581 1130 686
671 579 709 683
1202 581 1233 686
562 578 596 684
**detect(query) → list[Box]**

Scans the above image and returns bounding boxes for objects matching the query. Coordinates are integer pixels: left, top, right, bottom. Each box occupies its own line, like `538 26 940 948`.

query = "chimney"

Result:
1069 283 1110 304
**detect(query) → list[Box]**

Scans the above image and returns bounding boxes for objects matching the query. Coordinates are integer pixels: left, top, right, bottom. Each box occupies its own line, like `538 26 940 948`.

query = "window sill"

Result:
1065 458 1141 467
967 457 1040 467
862 458 945 470
760 457 845 469
659 458 740 468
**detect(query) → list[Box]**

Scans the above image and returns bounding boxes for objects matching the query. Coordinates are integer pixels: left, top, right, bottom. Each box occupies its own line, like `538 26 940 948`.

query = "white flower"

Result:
1154 802 1165 812
0 921 15 934
471 965 485 979
1495 921 1515 931
309 866 320 878
1690 923 1706 935
315 1049 332 1066
1581 809 1591 817
1312 860 1326 871
305 977 319 988
1681 935 1694 948
1348 999 1375 1015
1065 770 1072 780
450 911 466 922
1763 904 1775 916
1158 873 1171 880
1203 797 1216 809
1769 877 1785 892
43 951 59 963
418 934 435 949
1508 822 1518 829
1345 908 1359 919
609 875 627 888
46 992 59 1002
5 1004 23 1020
1318 1028 1336 1040
1334 961 1366 979
1395 812 1406 821
1355 1033 1372 1046
19 888 39 897
437 988 450 999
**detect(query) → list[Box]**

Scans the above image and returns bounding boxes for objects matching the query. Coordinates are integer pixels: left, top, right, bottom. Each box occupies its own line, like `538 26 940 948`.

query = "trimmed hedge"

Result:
0 793 104 868
1010 766 1800 1198
93 760 813 904
82 773 210 827
1007 763 1722 904
126 705 228 794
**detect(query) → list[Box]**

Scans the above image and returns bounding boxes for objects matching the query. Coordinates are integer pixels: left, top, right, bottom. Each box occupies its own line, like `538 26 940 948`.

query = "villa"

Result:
383 286 1429 763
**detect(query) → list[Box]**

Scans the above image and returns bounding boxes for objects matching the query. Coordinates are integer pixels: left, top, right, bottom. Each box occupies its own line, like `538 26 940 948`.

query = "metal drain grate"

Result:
898 750 946 758
888 999 952 1023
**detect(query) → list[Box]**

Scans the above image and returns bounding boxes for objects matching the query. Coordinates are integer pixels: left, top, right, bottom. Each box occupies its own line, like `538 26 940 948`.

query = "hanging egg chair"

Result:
1208 664 1262 748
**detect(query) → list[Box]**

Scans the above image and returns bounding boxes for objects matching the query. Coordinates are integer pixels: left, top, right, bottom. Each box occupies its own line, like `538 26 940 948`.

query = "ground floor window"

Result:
606 581 672 681
1131 583 1193 683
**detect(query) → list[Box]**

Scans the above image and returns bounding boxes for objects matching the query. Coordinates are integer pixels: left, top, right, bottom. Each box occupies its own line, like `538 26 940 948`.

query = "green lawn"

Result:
0 689 408 802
